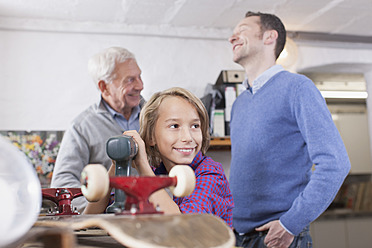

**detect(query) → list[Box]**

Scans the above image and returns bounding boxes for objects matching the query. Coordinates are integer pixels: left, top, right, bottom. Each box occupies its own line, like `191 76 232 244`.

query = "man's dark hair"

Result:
245 11 286 59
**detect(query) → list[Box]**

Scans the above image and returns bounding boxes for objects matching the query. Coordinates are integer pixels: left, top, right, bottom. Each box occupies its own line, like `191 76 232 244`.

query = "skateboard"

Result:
31 164 235 247
34 213 235 248
29 135 235 247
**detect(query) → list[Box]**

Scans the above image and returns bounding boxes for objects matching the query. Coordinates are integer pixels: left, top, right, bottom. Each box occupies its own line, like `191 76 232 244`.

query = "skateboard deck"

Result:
35 213 235 248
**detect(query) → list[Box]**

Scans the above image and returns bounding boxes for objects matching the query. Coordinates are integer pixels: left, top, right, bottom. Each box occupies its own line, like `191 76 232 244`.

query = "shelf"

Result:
209 137 231 150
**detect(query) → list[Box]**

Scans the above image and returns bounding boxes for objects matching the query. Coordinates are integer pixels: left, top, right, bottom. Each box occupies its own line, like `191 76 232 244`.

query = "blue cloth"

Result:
154 151 234 227
102 99 141 132
234 226 312 248
230 68 350 235
242 64 284 94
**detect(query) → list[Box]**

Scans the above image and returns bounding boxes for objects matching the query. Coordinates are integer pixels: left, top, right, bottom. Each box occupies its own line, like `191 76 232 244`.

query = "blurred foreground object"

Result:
0 136 41 247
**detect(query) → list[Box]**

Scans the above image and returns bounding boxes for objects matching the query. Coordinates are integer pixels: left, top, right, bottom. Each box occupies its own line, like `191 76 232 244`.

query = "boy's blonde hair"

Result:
139 87 210 167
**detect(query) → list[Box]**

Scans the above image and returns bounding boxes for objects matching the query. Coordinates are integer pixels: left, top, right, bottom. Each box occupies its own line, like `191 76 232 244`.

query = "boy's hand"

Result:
123 130 153 175
108 160 116 177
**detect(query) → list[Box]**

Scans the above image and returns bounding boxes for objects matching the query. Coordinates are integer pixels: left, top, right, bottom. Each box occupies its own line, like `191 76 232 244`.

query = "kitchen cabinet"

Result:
332 111 372 174
310 214 372 248
346 217 372 247
311 218 347 248
209 137 231 150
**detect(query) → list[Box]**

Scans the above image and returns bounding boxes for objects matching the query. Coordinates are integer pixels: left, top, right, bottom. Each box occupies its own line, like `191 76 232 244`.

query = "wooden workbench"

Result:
10 226 124 248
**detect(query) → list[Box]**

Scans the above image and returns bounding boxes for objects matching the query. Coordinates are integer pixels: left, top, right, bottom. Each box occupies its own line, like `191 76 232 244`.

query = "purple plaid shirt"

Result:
154 151 233 227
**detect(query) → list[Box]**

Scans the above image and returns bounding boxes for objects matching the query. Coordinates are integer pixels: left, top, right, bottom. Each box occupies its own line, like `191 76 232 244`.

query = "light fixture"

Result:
320 91 368 99
277 37 298 68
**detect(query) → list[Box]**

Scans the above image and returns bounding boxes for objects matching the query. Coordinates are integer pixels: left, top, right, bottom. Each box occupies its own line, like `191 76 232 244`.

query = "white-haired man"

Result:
51 47 145 212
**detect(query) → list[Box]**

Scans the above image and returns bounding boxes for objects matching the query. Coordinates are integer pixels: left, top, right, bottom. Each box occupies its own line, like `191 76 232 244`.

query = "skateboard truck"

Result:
82 164 195 215
81 135 195 215
103 135 180 214
105 135 138 213
109 175 177 214
42 188 83 215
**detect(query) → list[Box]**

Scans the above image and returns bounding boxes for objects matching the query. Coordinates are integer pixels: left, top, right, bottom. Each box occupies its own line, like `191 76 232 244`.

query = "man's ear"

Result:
263 30 278 45
98 80 108 95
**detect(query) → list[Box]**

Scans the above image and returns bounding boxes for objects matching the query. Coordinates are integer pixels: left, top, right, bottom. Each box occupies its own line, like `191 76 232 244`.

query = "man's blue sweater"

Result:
230 70 351 235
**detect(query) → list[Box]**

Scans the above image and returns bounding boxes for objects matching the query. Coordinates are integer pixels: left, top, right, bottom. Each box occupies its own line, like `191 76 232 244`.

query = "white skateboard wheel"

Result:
81 164 109 202
168 165 196 197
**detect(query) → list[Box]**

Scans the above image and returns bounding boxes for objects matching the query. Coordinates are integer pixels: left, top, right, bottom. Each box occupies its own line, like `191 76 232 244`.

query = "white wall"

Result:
0 28 240 130
2 27 372 134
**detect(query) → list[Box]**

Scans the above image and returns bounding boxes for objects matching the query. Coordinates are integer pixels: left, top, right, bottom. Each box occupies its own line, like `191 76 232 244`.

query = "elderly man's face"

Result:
103 58 143 117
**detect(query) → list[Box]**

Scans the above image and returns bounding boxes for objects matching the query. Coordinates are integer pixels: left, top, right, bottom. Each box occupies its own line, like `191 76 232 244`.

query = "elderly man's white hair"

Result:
88 47 136 88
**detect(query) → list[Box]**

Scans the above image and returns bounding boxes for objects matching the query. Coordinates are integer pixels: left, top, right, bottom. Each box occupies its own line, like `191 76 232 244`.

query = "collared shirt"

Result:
102 99 141 132
154 151 234 227
242 64 284 94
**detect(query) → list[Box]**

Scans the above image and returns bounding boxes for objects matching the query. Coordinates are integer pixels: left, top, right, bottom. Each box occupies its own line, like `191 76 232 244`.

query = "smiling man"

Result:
51 47 145 212
228 12 350 248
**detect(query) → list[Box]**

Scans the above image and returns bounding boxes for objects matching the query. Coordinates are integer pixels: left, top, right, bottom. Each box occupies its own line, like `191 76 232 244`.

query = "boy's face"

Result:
151 96 202 171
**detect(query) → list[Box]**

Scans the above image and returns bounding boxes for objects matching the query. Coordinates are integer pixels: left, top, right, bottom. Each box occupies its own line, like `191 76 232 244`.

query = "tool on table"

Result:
41 188 83 215
81 134 195 215
82 163 195 215
105 135 138 213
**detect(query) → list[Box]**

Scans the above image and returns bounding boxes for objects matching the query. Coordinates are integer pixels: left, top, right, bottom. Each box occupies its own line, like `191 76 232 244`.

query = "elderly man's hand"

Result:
255 220 294 248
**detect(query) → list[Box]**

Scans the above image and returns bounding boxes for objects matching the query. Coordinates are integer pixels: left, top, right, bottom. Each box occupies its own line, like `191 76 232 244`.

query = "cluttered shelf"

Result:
320 208 372 220
209 137 231 150
320 175 372 219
